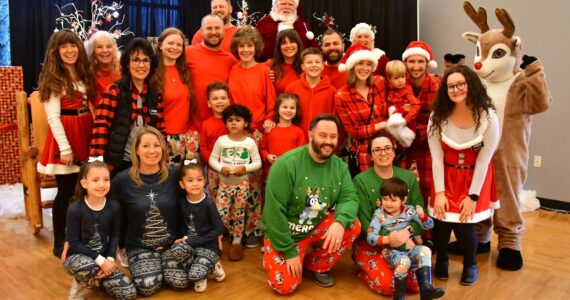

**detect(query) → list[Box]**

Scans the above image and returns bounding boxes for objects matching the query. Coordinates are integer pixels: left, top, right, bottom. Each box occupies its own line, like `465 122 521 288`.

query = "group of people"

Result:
34 0 540 299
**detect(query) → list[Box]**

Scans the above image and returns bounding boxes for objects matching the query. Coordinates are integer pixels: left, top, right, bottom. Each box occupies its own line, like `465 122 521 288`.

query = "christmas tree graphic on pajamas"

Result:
142 190 171 248
88 223 103 253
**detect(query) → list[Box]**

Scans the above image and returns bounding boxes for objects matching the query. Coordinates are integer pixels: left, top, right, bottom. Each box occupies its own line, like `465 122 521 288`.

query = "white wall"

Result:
419 0 570 202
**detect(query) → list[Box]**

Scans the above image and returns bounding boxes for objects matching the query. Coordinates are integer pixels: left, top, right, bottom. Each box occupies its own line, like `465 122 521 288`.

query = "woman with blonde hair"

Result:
111 126 187 296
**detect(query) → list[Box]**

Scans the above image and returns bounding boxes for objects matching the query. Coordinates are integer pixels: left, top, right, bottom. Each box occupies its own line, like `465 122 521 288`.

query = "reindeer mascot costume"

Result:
457 1 551 270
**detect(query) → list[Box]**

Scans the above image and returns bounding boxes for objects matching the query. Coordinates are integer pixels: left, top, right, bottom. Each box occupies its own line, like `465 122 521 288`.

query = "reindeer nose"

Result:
474 62 482 70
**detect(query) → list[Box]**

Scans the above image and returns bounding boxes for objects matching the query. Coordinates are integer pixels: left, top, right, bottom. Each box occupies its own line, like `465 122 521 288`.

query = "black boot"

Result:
415 267 445 300
393 277 407 300
434 260 448 280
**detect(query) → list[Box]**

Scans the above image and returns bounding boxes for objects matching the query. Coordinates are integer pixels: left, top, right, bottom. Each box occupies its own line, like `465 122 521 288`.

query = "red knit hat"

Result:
402 41 438 70
338 43 383 72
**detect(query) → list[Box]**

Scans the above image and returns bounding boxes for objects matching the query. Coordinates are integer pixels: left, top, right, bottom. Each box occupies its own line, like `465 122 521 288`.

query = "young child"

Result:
285 47 337 135
384 60 421 148
170 158 226 293
209 104 262 261
260 93 306 178
37 30 95 258
200 82 231 199
64 160 136 300
367 177 444 300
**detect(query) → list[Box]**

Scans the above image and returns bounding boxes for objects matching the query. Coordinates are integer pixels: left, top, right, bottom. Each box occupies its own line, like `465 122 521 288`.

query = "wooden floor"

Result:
1 210 569 300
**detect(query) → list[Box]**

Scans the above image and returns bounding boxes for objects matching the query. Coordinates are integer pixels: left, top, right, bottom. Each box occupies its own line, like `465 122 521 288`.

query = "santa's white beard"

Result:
270 10 298 25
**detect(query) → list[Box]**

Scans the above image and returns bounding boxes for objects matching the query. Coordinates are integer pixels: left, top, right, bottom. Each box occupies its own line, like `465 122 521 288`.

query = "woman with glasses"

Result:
90 37 166 175
352 132 426 296
428 65 499 286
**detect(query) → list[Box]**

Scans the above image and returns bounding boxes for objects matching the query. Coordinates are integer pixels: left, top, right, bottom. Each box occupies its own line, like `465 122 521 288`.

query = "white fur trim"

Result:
37 162 80 175
350 22 375 43
428 206 492 223
273 0 299 7
440 111 490 150
490 200 501 210
345 49 380 71
388 106 396 115
277 22 294 32
306 31 314 40
402 47 431 62
338 63 347 72
372 48 385 59
428 60 438 70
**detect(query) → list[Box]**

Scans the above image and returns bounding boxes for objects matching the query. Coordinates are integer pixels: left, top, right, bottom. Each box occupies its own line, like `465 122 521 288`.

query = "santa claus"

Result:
256 0 317 61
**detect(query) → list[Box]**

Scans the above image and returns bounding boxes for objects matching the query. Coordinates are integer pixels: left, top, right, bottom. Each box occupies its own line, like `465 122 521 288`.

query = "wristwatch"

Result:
468 194 479 201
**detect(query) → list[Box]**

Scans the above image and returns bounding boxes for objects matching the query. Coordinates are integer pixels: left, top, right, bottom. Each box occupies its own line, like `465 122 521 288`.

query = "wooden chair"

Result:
16 91 56 234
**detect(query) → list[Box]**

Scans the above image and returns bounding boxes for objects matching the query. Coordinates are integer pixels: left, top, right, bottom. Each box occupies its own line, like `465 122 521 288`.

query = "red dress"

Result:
429 141 498 223
38 91 93 175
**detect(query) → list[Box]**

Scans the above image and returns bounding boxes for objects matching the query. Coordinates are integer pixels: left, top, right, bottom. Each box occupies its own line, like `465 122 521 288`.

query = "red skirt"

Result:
38 113 93 175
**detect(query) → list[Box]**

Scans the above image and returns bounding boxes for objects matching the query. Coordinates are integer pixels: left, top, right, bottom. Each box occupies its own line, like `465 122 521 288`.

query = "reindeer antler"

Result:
495 8 515 38
463 1 489 33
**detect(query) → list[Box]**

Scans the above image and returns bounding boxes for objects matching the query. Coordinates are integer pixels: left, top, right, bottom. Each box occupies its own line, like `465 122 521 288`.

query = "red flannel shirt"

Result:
405 73 440 201
335 76 388 172
90 80 166 159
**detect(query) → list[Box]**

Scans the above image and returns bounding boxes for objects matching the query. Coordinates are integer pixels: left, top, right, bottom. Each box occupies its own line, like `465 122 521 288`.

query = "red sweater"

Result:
322 64 347 89
191 26 238 54
267 60 300 96
260 124 306 161
163 65 191 134
228 63 276 131
285 74 337 134
200 116 228 166
93 69 120 108
185 44 237 132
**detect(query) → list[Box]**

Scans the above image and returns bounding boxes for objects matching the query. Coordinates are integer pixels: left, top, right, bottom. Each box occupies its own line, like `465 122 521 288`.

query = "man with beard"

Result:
256 0 318 61
401 41 440 203
185 14 237 132
261 114 361 295
320 29 346 89
191 0 237 53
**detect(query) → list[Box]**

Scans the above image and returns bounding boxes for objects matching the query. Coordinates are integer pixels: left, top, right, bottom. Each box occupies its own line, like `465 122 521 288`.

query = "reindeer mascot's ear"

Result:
459 0 552 272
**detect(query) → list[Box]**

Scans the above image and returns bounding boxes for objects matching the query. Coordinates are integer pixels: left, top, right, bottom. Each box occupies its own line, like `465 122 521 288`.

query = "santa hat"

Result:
349 23 375 44
271 0 314 40
402 41 438 70
338 43 384 73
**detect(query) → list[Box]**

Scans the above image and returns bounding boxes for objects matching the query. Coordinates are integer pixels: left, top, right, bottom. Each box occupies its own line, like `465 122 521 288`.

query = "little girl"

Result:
37 30 95 257
260 93 306 178
64 160 136 300
170 158 226 293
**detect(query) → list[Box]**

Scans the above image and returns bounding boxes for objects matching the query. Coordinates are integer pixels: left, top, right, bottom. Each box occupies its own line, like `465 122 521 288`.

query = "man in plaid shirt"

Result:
401 41 441 202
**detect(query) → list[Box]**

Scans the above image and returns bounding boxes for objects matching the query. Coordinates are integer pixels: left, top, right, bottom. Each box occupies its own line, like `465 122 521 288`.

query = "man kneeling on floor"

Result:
261 114 361 295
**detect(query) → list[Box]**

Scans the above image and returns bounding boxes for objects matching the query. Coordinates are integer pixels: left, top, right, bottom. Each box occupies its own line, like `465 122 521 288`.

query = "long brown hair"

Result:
129 126 170 187
429 65 494 136
270 29 303 80
154 28 193 98
38 30 94 102
72 160 110 202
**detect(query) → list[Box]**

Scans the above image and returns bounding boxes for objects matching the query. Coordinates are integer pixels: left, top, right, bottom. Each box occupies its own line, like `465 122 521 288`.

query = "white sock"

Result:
232 236 242 245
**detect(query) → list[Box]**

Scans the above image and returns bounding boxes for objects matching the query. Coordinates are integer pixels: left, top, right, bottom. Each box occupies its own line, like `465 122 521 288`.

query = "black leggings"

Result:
53 173 79 255
432 219 477 266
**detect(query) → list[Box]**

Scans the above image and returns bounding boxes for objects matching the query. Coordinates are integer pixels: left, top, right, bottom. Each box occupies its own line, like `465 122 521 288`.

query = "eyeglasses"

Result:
447 81 466 92
131 58 151 66
372 146 394 155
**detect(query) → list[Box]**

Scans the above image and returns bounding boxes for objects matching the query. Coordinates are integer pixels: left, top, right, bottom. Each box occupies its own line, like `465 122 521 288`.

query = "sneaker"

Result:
117 248 129 268
208 261 226 282
228 243 244 261
310 271 335 288
68 279 87 300
245 235 259 248
194 278 207 293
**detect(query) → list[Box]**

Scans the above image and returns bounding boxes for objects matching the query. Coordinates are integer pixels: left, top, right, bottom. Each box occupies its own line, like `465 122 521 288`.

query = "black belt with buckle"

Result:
445 162 475 169
61 107 89 116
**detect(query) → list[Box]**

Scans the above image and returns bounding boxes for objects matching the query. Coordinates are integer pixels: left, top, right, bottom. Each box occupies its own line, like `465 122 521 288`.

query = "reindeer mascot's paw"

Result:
386 106 415 148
